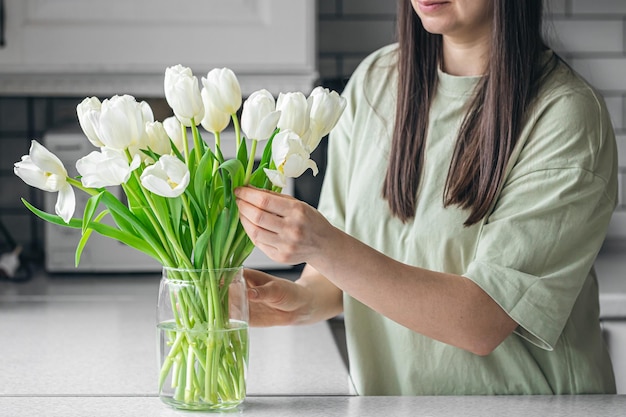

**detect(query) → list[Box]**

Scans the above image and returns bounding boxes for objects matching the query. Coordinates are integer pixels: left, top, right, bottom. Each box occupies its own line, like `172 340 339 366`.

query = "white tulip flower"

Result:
263 130 318 188
76 148 141 188
14 140 75 223
306 86 347 152
241 89 281 141
140 155 190 198
201 68 242 115
200 87 231 134
96 95 154 151
263 169 288 189
276 92 312 138
164 65 204 127
144 121 173 158
163 116 185 153
76 96 104 148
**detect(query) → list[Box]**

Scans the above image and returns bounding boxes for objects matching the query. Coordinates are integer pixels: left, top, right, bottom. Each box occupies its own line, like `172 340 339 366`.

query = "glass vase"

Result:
157 266 249 411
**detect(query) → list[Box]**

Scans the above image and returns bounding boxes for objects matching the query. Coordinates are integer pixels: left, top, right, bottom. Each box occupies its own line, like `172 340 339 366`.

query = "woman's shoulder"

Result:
346 43 398 88
516 51 617 184
537 52 608 120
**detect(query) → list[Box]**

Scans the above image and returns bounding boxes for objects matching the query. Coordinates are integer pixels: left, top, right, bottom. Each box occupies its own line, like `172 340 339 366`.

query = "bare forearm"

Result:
307 228 517 356
295 264 344 324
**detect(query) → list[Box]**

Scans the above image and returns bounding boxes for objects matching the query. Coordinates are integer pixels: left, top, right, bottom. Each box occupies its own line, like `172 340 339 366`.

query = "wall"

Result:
1 0 625 261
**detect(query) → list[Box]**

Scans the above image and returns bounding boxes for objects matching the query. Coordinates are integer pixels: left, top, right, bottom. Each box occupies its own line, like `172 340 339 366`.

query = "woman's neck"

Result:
441 33 491 76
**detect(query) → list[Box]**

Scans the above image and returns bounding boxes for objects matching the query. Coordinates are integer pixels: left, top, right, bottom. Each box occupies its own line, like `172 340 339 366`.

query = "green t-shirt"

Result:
317 44 618 395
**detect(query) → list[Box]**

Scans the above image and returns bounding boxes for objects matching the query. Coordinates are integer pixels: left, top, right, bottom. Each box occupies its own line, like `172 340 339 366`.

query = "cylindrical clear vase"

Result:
157 266 249 411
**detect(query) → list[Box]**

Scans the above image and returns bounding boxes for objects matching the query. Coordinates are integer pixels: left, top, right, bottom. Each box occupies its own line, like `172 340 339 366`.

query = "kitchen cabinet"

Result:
0 0 317 97
595 244 626 394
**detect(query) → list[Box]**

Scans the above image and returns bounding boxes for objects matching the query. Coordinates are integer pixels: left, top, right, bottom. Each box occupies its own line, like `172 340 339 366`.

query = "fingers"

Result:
237 196 284 234
243 268 275 286
235 186 295 218
245 271 304 312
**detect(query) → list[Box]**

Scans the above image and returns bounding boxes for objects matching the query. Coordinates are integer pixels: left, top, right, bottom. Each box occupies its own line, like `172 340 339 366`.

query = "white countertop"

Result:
1 394 625 417
1 253 625 416
0 271 353 398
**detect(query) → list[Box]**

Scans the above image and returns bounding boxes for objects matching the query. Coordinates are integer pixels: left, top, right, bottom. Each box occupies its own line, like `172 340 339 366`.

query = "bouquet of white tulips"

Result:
14 65 346 409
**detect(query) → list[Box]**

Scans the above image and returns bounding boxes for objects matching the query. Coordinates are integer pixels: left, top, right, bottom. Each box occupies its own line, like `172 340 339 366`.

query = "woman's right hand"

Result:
244 269 314 327
244 266 344 327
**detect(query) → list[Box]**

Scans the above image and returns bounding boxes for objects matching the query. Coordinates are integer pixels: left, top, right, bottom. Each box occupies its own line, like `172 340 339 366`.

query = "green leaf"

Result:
76 210 108 266
215 144 225 165
220 199 242 266
249 162 269 188
193 147 217 210
166 196 183 236
212 207 230 269
219 159 245 189
21 198 162 263
82 192 104 234
193 225 211 269
87 221 161 261
260 133 276 167
170 139 184 160
237 137 248 170
140 147 161 162
219 158 245 211
21 198 82 229
98 190 165 255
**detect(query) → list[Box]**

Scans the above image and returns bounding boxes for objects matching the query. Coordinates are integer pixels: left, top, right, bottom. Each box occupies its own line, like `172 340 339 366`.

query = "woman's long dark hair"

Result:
382 0 550 225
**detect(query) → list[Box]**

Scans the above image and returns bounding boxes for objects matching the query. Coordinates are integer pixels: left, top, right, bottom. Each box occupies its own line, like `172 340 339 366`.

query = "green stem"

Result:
181 122 190 166
212 131 221 176
231 113 241 150
243 139 258 185
180 194 197 246
214 131 221 150
190 120 203 166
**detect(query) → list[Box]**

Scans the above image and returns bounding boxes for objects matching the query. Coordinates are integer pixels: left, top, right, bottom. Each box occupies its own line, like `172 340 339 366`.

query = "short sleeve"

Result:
464 87 618 350
317 60 365 231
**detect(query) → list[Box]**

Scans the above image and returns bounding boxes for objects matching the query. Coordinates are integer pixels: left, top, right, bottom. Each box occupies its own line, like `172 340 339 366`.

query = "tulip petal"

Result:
14 156 52 191
140 155 190 198
56 183 76 224
263 168 287 188
29 140 67 177
283 154 318 178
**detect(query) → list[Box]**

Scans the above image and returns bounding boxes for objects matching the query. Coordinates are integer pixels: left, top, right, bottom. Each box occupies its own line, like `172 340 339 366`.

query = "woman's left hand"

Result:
234 186 334 265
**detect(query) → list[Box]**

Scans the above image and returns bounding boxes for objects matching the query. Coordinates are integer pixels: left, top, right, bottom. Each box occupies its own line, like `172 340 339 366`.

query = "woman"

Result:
235 0 618 394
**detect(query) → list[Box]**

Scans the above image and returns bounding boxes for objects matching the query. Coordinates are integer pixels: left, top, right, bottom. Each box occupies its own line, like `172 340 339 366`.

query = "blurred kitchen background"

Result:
1 0 626 395
0 0 625 269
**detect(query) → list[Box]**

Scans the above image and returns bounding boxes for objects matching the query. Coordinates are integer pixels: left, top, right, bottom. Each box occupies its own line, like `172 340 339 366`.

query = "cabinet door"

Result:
0 0 317 96
603 321 626 394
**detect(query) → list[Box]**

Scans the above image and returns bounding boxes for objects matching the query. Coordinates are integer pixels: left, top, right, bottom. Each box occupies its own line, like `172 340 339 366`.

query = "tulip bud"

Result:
164 65 204 127
241 89 281 141
77 97 104 148
96 95 153 151
306 86 347 152
201 68 242 115
163 116 185 153
276 92 312 138
200 88 231 134
136 121 172 162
